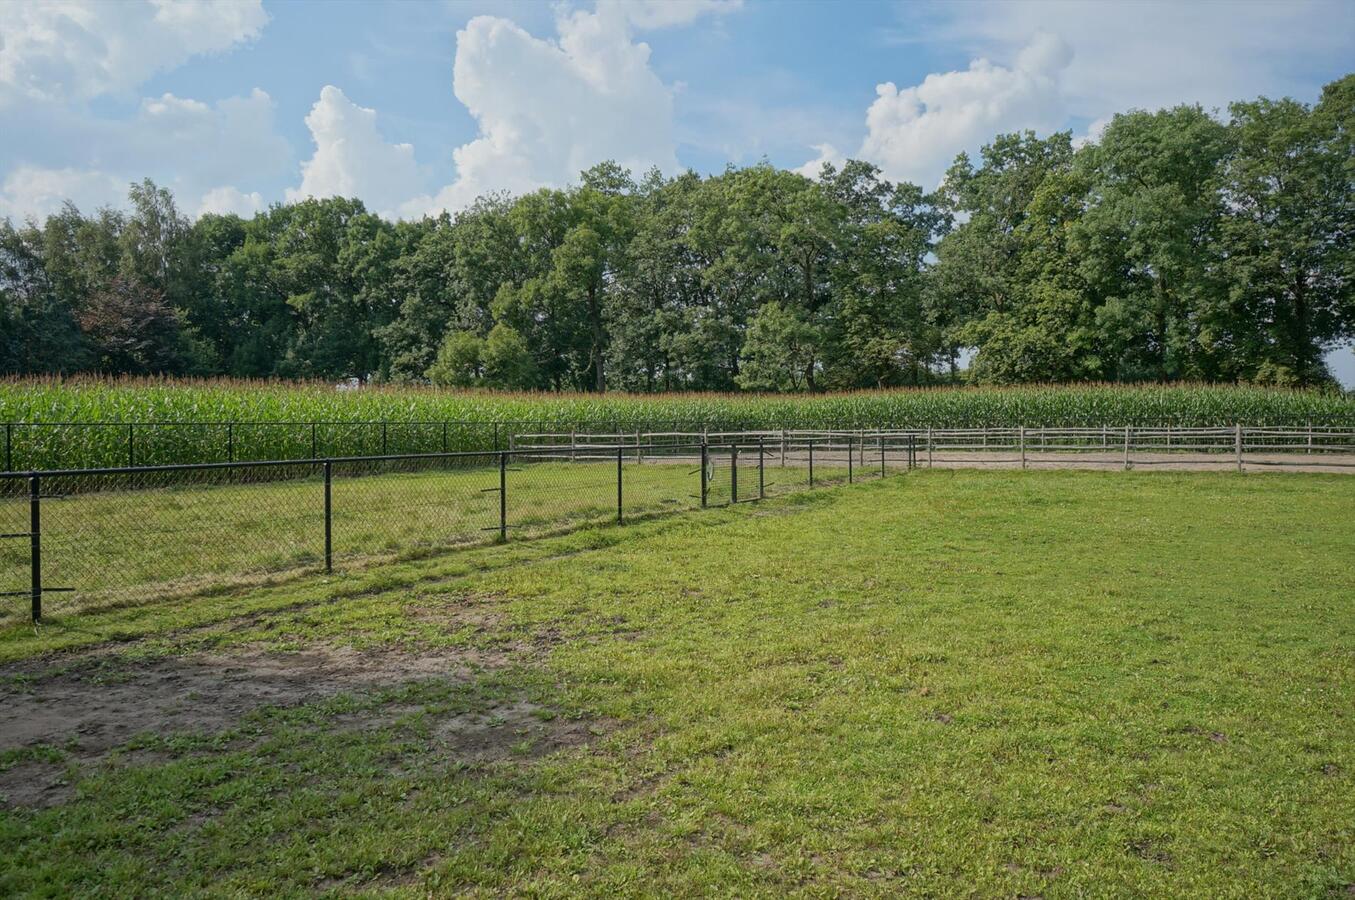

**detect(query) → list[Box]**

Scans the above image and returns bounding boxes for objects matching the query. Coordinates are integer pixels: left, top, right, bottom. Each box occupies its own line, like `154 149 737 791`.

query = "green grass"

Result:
1 469 1352 896
4 375 1353 470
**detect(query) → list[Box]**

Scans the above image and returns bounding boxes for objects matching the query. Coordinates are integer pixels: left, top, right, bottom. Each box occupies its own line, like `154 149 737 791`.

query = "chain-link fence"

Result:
5 424 1353 625
6 438 903 625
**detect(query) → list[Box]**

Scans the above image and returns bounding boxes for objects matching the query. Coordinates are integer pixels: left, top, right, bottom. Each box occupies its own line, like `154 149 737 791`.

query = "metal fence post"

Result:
227 423 234 463
4 423 11 472
323 460 332 573
731 445 739 503
311 422 318 459
808 439 815 487
30 474 41 622
499 451 508 541
616 445 624 524
128 423 135 467
700 441 708 508
1235 424 1243 472
758 438 765 499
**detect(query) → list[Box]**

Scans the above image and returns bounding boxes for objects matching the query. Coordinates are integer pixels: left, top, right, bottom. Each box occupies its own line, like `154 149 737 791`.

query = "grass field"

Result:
1 469 1352 895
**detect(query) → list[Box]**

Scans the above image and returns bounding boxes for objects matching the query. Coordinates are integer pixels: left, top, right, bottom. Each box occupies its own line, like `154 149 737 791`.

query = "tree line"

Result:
2 75 1351 390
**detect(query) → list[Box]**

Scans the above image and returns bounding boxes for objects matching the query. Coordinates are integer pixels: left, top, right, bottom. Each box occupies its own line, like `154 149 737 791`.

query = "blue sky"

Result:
1 0 1352 382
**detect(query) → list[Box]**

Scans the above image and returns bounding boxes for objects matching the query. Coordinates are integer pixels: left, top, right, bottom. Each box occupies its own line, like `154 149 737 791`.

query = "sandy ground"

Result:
606 449 1355 476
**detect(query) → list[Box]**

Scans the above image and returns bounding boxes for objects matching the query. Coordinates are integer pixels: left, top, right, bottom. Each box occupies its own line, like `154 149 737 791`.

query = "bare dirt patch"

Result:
430 699 604 762
0 643 510 808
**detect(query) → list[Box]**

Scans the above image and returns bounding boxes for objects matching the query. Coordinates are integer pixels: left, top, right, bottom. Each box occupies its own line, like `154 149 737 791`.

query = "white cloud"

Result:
793 143 846 180
0 166 124 221
911 0 1355 121
0 88 289 221
286 85 425 218
816 0 1353 188
197 185 264 217
0 0 267 105
132 89 290 188
0 1 280 221
405 0 737 216
835 32 1071 189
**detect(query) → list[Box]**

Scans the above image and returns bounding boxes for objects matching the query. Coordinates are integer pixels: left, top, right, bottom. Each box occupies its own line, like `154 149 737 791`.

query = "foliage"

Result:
1 74 1352 389
425 331 483 387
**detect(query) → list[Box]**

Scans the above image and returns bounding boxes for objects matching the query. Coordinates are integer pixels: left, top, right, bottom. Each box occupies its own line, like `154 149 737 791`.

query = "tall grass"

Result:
2 376 1352 470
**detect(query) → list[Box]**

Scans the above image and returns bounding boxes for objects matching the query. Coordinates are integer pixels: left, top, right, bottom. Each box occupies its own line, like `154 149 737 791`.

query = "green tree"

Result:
929 131 1078 380
1215 76 1354 384
481 323 537 389
425 330 483 387
0 219 88 373
1072 106 1233 381
736 301 822 392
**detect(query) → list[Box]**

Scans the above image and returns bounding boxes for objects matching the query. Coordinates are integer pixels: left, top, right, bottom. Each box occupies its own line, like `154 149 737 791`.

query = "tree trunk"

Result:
587 284 605 392
1291 273 1313 381
1154 277 1171 381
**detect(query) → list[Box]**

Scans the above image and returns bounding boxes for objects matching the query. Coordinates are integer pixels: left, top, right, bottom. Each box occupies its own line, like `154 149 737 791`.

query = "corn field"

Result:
2 376 1353 472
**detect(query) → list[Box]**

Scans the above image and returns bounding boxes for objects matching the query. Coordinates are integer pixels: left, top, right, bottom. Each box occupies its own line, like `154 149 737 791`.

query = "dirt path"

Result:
647 449 1355 475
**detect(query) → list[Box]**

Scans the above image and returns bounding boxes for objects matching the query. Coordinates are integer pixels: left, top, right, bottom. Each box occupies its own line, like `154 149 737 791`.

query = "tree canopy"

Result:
3 75 1351 390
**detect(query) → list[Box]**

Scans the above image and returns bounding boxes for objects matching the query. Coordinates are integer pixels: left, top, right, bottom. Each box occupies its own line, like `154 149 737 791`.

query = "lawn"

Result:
1 469 1352 896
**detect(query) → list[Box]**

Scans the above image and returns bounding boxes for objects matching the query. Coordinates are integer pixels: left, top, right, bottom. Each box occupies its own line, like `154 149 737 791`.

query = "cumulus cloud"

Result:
0 0 281 221
197 185 264 217
0 0 267 105
0 166 125 221
286 85 424 217
404 0 737 216
132 89 290 187
910 0 1355 123
1 88 288 221
816 32 1071 189
793 143 847 179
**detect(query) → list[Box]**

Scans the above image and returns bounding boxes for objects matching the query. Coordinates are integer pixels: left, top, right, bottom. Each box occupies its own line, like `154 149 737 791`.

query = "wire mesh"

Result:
330 453 501 566
6 426 1355 624
622 443 704 521
508 448 624 537
2 463 324 622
